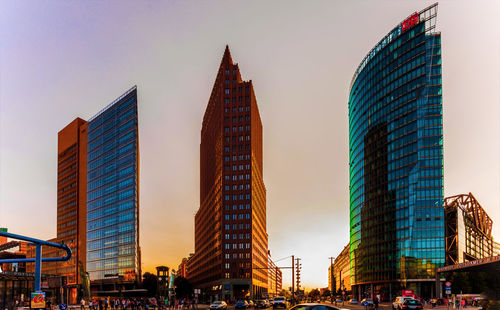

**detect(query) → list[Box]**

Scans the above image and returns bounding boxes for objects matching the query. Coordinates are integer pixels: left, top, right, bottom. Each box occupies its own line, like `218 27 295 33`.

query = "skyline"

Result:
1 0 499 289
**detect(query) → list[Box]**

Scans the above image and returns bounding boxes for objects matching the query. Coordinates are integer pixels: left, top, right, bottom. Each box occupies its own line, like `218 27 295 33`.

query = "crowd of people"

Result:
79 297 198 310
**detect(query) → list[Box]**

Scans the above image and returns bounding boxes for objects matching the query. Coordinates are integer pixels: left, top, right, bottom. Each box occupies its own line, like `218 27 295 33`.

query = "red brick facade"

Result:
188 46 268 300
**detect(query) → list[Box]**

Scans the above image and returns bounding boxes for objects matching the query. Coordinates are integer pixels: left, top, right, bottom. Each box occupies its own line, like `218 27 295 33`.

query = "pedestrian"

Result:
105 298 109 310
81 298 86 310
374 297 379 310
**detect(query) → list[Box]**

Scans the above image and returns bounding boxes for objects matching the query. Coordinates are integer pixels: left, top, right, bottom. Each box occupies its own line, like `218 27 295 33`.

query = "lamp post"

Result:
328 257 335 304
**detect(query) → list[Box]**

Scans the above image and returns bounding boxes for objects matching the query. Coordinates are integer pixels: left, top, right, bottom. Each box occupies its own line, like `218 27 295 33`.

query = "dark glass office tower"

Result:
348 3 444 298
86 86 140 282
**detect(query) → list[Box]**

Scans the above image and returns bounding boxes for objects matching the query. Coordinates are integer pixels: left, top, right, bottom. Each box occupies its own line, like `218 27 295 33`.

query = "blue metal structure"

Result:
0 231 71 291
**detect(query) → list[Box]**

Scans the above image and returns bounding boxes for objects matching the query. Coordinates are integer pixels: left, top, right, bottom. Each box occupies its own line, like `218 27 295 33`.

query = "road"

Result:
194 304 481 310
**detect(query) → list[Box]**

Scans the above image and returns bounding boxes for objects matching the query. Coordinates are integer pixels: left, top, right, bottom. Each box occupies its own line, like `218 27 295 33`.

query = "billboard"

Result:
31 291 46 309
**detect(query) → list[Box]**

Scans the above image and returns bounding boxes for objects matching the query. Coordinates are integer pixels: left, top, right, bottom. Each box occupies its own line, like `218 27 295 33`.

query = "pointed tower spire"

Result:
221 45 233 65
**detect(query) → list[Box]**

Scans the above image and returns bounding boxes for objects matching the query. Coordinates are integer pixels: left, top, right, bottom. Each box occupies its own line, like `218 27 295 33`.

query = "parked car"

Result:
236 301 249 309
210 301 228 310
335 299 343 303
361 299 373 308
349 299 358 305
268 299 274 307
256 300 269 308
393 297 415 310
273 297 288 309
401 299 423 310
248 301 255 307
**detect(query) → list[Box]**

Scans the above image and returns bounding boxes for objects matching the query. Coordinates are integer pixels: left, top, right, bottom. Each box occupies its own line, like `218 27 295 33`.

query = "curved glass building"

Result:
349 3 444 298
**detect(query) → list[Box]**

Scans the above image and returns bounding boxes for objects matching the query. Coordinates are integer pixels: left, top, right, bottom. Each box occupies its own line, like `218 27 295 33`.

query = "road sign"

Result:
445 289 451 295
446 281 452 287
342 291 345 295
59 304 68 310
362 301 369 307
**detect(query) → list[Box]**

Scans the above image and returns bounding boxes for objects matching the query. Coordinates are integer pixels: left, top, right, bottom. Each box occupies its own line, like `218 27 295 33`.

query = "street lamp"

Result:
328 257 335 304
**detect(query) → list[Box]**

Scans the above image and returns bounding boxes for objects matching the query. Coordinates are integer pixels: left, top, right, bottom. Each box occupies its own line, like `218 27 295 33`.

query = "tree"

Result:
322 290 331 298
174 276 193 299
142 272 158 297
309 289 320 300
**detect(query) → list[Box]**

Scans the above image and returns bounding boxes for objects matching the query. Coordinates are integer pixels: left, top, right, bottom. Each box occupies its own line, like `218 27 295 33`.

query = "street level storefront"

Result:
0 271 66 309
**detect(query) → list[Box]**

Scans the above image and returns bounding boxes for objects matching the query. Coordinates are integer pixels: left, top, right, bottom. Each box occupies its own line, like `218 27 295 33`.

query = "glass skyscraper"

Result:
348 4 444 298
86 86 140 282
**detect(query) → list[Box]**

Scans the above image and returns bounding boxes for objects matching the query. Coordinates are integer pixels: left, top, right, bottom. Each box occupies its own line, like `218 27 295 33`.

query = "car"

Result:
349 299 358 305
256 300 269 308
268 299 274 307
401 300 423 310
248 301 255 307
210 301 228 310
236 301 249 309
289 303 341 310
393 297 415 310
273 297 288 309
361 299 373 307
335 299 343 303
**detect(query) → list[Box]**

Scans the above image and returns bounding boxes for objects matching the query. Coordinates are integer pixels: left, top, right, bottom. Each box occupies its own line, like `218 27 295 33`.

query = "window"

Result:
225 234 230 240
225 263 230 269
224 127 229 133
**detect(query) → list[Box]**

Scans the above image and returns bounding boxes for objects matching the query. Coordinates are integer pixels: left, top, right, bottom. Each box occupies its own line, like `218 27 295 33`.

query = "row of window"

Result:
224 124 251 133
224 233 251 240
224 243 251 250
224 253 251 259
88 200 134 220
224 204 250 211
224 213 251 220
225 154 250 162
88 233 135 250
225 223 251 230
87 246 134 260
224 184 250 191
224 194 251 201
224 164 250 172
224 174 251 181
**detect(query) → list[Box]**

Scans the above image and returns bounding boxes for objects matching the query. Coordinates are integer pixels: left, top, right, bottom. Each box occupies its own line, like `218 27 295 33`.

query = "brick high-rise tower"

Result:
188 46 268 300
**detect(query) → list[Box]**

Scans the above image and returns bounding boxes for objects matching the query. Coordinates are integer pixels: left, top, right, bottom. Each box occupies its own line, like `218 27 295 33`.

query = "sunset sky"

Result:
1 0 499 289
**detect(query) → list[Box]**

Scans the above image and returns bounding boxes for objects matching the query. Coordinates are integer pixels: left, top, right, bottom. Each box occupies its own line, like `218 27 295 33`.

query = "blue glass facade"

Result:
86 86 139 281
349 4 444 296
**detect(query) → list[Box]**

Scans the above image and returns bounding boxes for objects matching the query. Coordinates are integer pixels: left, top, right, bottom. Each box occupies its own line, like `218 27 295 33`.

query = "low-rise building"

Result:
332 244 351 294
268 256 282 297
444 193 495 265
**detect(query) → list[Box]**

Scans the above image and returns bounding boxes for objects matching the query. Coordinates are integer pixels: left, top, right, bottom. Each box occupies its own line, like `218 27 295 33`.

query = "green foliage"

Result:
174 276 193 299
308 289 320 300
142 272 158 297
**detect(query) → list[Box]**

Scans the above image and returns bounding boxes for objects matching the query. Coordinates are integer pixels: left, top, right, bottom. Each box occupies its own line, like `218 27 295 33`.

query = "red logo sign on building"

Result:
402 12 419 31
